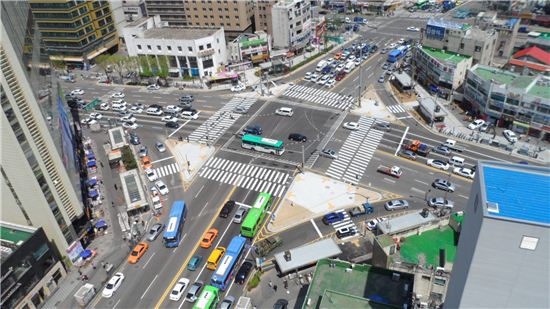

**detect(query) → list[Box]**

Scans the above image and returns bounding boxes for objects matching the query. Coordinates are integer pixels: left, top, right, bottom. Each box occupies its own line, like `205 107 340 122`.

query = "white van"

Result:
111 103 127 111
316 60 328 72
275 107 294 117
344 61 355 73
449 156 465 167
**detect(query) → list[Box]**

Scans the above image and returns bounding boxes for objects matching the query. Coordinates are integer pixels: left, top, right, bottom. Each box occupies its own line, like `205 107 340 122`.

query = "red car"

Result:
335 72 346 81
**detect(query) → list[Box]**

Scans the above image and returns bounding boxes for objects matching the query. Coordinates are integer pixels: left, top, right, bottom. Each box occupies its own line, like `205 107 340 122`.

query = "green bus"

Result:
241 134 285 155
241 192 273 238
192 285 219 309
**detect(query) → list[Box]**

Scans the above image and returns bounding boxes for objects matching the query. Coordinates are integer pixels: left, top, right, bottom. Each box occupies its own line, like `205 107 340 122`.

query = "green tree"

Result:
111 55 129 82
95 54 112 79
158 55 169 79
139 55 152 77
121 145 137 170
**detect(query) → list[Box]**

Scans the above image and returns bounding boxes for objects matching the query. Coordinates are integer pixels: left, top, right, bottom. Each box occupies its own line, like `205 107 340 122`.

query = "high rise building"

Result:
1 1 86 256
446 161 549 308
144 0 255 41
29 0 119 65
254 0 276 37
1 221 67 309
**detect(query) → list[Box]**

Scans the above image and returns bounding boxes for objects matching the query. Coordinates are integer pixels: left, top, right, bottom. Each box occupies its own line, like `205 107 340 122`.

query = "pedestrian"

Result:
114 184 118 190
274 285 278 292
100 161 104 168
101 261 106 269
78 268 82 276
268 280 273 288
92 262 96 270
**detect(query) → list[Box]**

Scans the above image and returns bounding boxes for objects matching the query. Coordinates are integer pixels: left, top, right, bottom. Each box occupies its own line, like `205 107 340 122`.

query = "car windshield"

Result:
131 250 138 256
106 283 114 289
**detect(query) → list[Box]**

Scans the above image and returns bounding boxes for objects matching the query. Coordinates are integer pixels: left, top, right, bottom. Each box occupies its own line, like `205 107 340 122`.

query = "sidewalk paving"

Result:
268 172 388 233
165 140 215 185
352 88 398 122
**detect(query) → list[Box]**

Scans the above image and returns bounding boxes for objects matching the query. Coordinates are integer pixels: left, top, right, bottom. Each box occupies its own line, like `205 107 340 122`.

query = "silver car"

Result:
220 296 235 309
384 199 409 211
432 179 456 192
147 223 164 241
185 281 203 303
233 206 247 224
428 197 454 209
320 148 338 159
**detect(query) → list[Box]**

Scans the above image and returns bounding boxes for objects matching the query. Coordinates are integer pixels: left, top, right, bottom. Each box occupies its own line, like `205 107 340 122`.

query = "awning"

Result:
95 219 107 229
80 249 92 259
87 161 97 167
87 153 95 160
513 121 530 129
87 178 97 187
88 189 98 198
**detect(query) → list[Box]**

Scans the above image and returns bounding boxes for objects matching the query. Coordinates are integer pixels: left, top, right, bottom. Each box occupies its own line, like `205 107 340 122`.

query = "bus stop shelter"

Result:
274 238 342 274
108 127 127 150
119 169 148 215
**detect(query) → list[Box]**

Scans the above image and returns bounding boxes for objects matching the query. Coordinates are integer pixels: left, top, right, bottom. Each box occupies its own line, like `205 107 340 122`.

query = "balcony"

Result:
197 48 215 57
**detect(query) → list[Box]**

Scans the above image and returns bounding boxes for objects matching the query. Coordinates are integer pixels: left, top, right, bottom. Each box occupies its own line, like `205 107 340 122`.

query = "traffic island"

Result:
165 140 215 188
267 172 384 233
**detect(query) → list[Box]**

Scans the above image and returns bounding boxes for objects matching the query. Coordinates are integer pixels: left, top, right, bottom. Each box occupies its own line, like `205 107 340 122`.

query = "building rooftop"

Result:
421 46 471 65
274 238 341 274
143 27 220 40
302 259 413 309
378 210 438 234
480 161 550 226
471 65 550 99
428 18 468 31
0 225 33 245
512 46 550 65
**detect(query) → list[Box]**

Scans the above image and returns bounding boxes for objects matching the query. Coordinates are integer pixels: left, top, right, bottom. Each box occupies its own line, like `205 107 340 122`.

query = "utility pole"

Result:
301 144 305 169
357 46 363 108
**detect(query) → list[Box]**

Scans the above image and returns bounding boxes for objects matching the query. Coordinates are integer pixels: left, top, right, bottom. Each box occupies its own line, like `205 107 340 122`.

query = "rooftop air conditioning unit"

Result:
283 250 291 262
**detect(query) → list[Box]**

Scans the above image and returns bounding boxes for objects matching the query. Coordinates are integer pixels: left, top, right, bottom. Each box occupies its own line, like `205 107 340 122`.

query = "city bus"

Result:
163 201 187 247
387 46 407 63
241 134 285 156
240 192 273 238
211 236 247 290
192 285 220 309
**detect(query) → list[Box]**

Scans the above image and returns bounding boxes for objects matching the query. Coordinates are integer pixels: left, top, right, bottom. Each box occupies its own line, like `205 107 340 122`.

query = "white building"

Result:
271 0 313 51
123 16 227 78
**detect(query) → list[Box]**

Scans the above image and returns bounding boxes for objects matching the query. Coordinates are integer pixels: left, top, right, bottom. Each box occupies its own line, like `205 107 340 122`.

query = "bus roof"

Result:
242 208 262 226
389 49 402 57
252 192 271 209
226 235 247 255
242 134 283 147
194 286 218 309
164 201 185 237
214 255 234 276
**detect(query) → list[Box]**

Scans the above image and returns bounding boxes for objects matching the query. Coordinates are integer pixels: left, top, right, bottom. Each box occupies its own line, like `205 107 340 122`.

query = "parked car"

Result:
146 84 160 90
147 223 164 241
366 217 387 231
384 199 409 211
453 167 475 179
428 197 454 209
503 130 518 143
139 146 148 157
468 119 485 130
273 299 289 309
432 179 456 192
288 133 307 142
398 150 417 161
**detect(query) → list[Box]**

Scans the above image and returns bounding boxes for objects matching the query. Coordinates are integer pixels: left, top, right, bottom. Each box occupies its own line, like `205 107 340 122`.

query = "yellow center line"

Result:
153 185 238 309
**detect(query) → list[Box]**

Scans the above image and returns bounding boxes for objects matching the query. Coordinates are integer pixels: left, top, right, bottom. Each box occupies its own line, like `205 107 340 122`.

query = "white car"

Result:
155 180 169 195
428 197 454 209
170 278 190 301
231 83 246 92
275 107 294 117
388 43 397 49
180 111 199 120
121 115 136 123
111 92 125 98
398 38 405 44
161 115 179 123
453 167 476 179
317 75 330 85
325 79 336 88
146 107 163 116
468 119 485 130
122 121 138 129
99 103 110 111
89 113 102 120
102 272 124 298
304 72 312 80
503 130 518 143
367 217 387 231
164 105 182 114
70 89 84 96
426 159 450 171
81 118 97 125
145 168 158 182
130 106 143 113
406 26 420 32
310 73 319 81
343 122 359 131
147 84 160 90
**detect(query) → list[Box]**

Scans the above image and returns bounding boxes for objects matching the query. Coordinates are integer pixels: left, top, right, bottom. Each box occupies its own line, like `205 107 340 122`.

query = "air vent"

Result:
487 201 499 213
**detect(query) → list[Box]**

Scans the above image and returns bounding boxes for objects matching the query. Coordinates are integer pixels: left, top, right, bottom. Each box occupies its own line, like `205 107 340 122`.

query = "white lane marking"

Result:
198 202 209 217
310 219 323 238
384 178 396 183
411 187 424 193
414 179 429 186
395 126 410 156
167 119 192 138
195 185 205 198
140 274 158 299
459 194 469 199
142 252 156 269
151 156 175 164
113 299 121 309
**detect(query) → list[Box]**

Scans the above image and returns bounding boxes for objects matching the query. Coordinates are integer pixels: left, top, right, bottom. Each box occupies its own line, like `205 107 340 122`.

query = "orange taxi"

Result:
142 156 152 169
128 242 149 264
200 228 219 249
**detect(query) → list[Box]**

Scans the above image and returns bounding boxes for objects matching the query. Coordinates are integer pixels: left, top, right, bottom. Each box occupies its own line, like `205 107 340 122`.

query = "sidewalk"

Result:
268 172 390 233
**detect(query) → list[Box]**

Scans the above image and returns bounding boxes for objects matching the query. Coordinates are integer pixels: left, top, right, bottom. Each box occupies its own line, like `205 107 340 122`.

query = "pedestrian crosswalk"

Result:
154 162 181 178
325 116 384 184
282 84 354 110
386 104 406 114
199 157 290 197
188 96 256 144
332 210 357 239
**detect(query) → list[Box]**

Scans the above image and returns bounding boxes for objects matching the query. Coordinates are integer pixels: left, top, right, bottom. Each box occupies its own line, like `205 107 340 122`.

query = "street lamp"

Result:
424 189 431 201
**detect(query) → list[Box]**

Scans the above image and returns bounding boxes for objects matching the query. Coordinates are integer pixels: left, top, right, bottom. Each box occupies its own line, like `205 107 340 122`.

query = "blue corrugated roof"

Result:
483 165 550 225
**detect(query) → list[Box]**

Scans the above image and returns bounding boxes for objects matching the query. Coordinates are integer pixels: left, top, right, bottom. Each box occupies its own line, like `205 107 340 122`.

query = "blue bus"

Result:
210 236 247 290
387 46 407 63
163 201 187 247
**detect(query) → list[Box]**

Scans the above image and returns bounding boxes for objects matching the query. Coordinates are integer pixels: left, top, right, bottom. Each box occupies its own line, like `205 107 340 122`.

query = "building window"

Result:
460 43 464 49
199 45 204 51
207 43 212 49
217 38 219 43
178 46 182 52
137 44 142 50
188 46 193 52
157 45 162 51
147 45 151 51
475 46 482 52
167 46 172 51
520 236 539 250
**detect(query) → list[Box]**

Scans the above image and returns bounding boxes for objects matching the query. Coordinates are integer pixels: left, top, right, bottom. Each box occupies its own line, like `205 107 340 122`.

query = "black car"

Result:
235 261 253 284
166 121 179 129
180 106 197 113
180 95 194 102
288 133 307 142
220 200 235 218
273 299 289 309
243 125 262 135
149 104 162 109
336 227 356 239
129 132 140 145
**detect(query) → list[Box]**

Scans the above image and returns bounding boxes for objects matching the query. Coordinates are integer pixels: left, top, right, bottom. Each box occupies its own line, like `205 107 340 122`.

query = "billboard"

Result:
426 24 446 40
